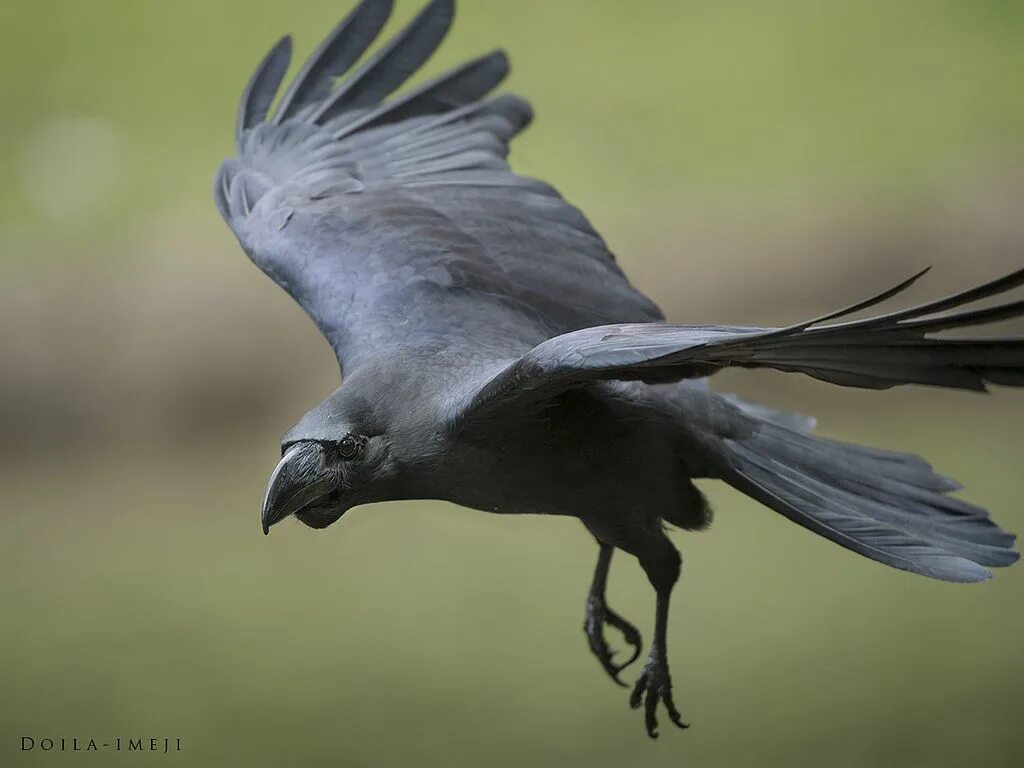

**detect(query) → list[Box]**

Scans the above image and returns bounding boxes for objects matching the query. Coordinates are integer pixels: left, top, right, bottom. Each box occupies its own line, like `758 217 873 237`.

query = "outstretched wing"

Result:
456 267 1024 426
214 0 662 377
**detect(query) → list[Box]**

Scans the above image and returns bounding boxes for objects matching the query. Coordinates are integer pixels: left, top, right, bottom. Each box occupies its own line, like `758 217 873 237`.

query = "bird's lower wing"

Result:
456 266 1024 426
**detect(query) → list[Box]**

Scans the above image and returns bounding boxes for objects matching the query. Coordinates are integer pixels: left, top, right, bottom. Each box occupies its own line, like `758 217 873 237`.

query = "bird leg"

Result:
628 532 688 738
583 542 643 686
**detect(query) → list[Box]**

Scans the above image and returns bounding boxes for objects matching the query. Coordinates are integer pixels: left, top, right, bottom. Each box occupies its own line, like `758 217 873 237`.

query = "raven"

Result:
214 0 1022 738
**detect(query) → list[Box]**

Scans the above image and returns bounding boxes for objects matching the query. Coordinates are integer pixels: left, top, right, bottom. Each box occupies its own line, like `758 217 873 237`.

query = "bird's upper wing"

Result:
456 267 1024 427
214 0 662 378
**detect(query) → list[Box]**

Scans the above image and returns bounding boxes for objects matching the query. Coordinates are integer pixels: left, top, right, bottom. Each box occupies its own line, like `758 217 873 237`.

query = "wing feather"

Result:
273 0 394 123
215 1 661 378
458 269 1024 425
236 36 292 144
311 0 455 125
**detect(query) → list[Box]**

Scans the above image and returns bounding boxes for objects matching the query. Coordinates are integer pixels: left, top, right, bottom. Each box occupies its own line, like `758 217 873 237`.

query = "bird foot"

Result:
584 595 643 686
629 649 689 738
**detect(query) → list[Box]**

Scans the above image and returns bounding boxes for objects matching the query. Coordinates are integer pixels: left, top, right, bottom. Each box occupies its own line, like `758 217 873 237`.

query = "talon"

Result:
629 674 646 709
630 652 689 738
612 659 633 678
663 688 690 729
643 678 659 737
603 608 643 668
584 598 643 687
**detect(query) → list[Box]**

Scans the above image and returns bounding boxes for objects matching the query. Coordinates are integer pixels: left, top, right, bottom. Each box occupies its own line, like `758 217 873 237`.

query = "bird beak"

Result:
261 442 335 535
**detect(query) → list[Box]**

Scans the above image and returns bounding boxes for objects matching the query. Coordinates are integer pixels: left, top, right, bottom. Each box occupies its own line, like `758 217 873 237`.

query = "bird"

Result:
214 0 1022 739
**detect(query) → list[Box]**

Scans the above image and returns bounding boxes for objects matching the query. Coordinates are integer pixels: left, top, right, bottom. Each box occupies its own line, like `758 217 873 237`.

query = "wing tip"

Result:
486 47 510 75
951 563 994 583
493 92 534 132
413 0 457 36
423 0 458 51
273 0 397 124
236 34 293 142
434 0 457 21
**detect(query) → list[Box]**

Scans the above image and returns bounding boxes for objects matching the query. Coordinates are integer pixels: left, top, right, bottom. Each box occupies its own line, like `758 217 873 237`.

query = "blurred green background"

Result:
2 1 1024 766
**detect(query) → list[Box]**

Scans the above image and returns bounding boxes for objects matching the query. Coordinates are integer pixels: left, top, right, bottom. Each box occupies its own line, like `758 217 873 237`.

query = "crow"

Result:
214 0 1022 738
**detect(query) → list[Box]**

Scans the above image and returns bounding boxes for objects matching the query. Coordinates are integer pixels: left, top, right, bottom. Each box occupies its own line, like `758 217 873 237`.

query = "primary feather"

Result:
236 36 292 144
311 0 456 125
273 0 395 124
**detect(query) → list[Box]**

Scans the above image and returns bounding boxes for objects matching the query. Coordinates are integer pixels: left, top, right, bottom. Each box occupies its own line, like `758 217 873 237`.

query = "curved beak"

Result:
261 442 335 535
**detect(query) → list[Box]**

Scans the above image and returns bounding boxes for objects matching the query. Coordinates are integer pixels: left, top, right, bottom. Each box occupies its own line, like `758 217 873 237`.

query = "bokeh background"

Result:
2 1 1024 765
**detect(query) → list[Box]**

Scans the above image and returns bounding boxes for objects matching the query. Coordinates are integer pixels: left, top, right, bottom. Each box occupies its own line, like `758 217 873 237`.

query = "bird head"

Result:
260 388 394 534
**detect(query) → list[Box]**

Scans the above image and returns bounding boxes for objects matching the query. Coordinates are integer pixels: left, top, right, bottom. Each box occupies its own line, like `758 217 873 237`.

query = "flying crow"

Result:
214 0 1022 738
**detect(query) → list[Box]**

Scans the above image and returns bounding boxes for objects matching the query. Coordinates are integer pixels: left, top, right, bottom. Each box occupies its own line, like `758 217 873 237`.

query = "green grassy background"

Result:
4 409 1023 766
2 1 1024 766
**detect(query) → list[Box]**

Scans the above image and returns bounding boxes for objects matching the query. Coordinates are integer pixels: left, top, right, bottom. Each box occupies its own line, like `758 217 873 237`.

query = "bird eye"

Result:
337 435 362 460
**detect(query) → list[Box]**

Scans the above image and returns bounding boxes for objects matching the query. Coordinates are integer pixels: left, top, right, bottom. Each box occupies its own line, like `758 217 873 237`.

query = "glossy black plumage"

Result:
214 0 1022 738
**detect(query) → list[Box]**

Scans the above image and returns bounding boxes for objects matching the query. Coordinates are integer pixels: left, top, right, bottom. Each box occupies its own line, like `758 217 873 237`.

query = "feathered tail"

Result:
708 418 1018 582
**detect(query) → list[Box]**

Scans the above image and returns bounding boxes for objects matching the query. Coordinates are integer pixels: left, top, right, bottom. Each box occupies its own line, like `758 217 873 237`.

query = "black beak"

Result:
261 442 335 535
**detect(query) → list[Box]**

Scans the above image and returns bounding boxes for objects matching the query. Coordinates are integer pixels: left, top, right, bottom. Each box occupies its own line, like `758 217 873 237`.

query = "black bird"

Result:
215 0 1022 738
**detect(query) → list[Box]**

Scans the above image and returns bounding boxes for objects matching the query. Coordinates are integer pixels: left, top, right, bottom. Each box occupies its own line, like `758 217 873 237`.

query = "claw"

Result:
585 620 628 686
644 677 659 738
584 597 643 686
603 609 643 670
630 652 689 739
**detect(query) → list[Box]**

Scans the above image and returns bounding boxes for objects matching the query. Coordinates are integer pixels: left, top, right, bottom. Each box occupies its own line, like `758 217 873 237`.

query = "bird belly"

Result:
440 385 702 527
